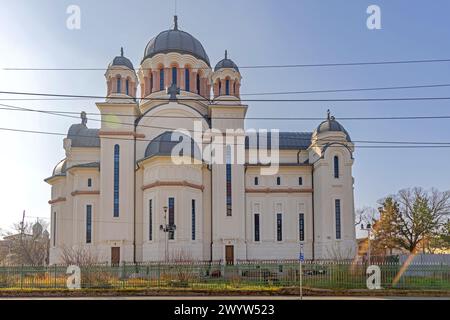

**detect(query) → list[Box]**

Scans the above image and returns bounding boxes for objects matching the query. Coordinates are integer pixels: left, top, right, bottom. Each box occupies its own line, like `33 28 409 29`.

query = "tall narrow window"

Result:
88 178 92 187
254 213 260 242
299 213 305 242
191 199 196 240
254 177 259 186
113 144 120 217
86 205 92 244
116 77 121 93
218 80 222 96
226 146 232 216
168 197 175 240
334 155 340 178
172 67 177 85
196 74 200 95
149 199 153 241
335 199 341 239
225 79 230 95
52 211 56 247
233 82 236 95
185 69 190 91
149 74 153 93
159 69 164 90
298 177 303 186
276 177 281 186
125 79 129 95
276 213 283 241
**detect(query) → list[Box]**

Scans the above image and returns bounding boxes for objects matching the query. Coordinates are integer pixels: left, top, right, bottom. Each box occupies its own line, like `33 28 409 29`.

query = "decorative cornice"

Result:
245 188 313 194
142 180 204 191
71 190 100 197
48 197 66 205
98 131 145 138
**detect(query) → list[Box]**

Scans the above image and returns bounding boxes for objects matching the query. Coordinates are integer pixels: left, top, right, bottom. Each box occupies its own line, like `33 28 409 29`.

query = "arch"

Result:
185 68 190 91
196 73 201 95
333 155 339 179
125 77 130 95
159 68 165 90
116 75 122 93
171 66 178 85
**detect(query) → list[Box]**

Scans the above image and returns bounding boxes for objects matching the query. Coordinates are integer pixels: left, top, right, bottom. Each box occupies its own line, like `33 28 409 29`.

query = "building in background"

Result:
45 17 357 264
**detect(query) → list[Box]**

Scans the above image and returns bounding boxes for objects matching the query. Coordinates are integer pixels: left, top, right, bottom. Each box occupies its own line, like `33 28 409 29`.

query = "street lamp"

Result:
361 223 372 264
160 205 176 262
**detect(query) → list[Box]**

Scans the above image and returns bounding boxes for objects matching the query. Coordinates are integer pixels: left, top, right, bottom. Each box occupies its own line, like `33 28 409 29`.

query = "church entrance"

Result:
111 247 120 265
225 245 234 265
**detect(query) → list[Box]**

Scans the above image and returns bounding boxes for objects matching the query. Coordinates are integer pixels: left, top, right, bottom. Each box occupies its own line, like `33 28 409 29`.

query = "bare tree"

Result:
59 246 101 266
380 187 450 253
1 219 49 265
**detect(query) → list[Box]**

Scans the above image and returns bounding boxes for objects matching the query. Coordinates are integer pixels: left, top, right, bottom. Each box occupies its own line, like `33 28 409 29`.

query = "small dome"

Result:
32 222 43 237
143 16 210 66
315 110 351 141
53 159 67 176
109 47 134 70
67 112 100 148
144 131 201 159
214 50 239 72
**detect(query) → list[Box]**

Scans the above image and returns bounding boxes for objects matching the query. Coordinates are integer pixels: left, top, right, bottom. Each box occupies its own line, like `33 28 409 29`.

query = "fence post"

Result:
54 264 57 288
20 265 24 289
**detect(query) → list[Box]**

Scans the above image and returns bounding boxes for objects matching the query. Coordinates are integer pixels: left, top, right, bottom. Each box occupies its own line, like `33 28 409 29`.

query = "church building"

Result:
45 17 357 264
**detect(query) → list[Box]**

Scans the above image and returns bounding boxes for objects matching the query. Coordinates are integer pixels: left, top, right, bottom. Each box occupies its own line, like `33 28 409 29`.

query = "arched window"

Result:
276 177 281 186
172 67 177 85
125 79 129 95
298 177 303 185
226 145 232 216
185 69 190 91
233 82 236 95
159 69 164 91
88 178 92 187
149 74 153 93
254 177 259 186
116 76 121 93
196 74 201 95
218 80 222 96
113 144 120 217
333 155 339 179
225 79 230 95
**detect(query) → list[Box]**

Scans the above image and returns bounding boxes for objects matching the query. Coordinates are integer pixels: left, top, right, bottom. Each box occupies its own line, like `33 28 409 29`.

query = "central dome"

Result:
142 16 210 66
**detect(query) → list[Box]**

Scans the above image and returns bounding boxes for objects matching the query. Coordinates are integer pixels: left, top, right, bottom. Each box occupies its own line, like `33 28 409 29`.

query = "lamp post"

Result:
160 205 176 262
361 223 372 264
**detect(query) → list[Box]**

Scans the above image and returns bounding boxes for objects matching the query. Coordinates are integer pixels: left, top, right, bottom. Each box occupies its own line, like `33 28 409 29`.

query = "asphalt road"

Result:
0 296 449 300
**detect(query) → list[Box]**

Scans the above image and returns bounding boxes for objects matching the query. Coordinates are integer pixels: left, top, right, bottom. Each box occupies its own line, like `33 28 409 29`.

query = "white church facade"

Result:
45 17 357 265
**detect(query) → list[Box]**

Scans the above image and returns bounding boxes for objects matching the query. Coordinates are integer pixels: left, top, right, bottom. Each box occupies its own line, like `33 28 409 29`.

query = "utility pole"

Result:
361 223 372 264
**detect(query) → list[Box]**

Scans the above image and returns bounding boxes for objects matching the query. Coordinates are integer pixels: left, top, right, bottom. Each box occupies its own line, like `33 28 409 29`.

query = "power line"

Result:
2 83 450 101
2 103 450 147
2 90 450 102
2 102 450 121
1 126 450 149
4 57 450 71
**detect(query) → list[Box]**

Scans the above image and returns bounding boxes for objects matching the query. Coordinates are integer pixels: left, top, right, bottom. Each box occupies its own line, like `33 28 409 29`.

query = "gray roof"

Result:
215 58 239 72
109 56 134 70
109 47 134 70
143 18 210 66
245 132 313 150
67 123 100 148
315 117 351 141
52 159 67 176
144 131 201 159
51 160 99 178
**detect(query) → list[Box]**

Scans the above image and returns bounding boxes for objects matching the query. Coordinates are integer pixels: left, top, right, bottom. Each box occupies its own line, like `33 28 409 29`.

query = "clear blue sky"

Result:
1 0 450 231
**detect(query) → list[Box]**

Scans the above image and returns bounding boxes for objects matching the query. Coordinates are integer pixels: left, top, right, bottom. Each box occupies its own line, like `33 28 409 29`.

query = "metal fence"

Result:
0 260 449 291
